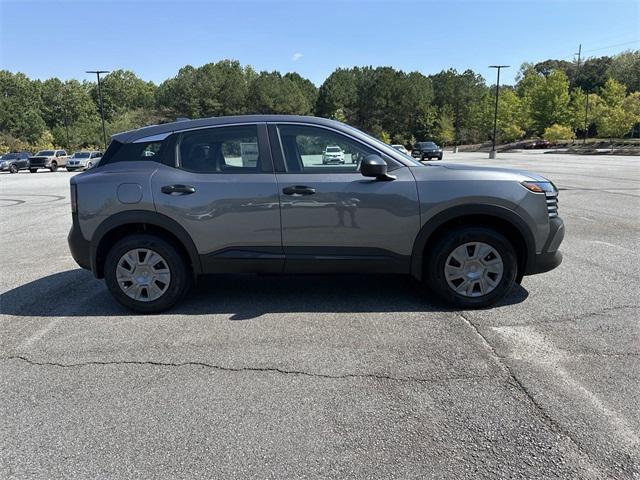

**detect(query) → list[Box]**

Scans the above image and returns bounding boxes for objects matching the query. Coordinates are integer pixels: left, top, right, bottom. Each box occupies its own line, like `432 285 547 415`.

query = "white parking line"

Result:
18 318 62 350
589 240 634 253
493 325 640 452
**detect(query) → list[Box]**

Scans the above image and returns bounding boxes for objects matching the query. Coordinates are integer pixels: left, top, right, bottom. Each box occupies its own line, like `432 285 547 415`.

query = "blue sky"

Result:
1 0 638 86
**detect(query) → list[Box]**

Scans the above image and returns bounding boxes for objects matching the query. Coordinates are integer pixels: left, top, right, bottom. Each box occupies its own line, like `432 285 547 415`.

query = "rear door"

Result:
151 123 283 273
269 123 420 274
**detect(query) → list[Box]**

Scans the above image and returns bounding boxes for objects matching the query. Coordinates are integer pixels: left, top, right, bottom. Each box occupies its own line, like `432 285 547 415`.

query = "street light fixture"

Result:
489 65 509 159
86 70 110 150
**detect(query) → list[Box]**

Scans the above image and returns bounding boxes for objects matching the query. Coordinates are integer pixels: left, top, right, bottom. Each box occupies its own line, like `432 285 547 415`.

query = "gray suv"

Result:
68 115 564 313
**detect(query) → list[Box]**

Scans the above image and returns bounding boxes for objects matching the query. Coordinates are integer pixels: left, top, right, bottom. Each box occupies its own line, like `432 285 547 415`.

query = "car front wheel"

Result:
29 168 37 173
9 164 18 173
104 234 191 313
426 226 517 308
49 161 58 172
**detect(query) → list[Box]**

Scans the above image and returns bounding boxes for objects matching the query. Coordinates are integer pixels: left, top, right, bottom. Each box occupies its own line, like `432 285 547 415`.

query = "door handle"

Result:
161 184 196 195
282 185 316 196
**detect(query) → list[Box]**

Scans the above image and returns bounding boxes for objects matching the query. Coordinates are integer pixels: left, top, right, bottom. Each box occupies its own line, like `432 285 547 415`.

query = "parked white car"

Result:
391 144 410 156
66 151 103 171
322 145 345 164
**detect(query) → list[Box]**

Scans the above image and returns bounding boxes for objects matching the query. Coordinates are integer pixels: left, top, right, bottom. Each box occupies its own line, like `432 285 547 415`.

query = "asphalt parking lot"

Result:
1 151 639 479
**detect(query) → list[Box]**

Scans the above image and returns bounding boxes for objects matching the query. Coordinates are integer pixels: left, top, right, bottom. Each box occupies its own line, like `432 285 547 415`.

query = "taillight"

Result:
70 183 77 213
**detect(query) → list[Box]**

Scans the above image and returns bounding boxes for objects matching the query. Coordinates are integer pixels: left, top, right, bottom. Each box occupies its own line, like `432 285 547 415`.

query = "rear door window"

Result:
178 125 263 173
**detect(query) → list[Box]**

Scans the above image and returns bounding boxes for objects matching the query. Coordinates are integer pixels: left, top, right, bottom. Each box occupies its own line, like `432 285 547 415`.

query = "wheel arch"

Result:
91 210 202 279
411 204 535 280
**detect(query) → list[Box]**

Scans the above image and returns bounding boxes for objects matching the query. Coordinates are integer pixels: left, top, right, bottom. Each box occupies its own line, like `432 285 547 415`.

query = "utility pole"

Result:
489 65 509 159
574 45 590 144
86 70 109 150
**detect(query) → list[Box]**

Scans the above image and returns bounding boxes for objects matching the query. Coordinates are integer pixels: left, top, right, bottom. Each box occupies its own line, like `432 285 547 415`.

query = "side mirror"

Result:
360 155 396 181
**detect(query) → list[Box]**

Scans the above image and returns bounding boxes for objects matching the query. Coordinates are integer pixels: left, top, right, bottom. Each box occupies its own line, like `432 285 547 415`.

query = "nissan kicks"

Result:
68 115 564 313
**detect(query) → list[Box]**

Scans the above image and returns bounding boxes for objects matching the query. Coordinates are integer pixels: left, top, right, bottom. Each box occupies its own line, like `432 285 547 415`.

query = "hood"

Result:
438 163 549 182
411 162 550 183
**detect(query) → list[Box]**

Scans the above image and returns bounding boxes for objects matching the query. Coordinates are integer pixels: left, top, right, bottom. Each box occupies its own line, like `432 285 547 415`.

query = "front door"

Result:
151 123 283 273
271 123 420 274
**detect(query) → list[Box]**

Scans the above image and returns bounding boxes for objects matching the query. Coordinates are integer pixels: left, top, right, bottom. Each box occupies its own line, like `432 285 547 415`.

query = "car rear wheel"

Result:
104 234 191 313
49 161 58 172
426 226 517 308
9 164 18 173
29 168 37 173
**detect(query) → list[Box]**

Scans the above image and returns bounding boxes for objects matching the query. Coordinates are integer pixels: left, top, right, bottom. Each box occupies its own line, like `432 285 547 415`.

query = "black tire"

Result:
49 161 58 172
426 226 517 308
438 154 443 160
29 168 37 173
9 164 18 173
104 234 191 313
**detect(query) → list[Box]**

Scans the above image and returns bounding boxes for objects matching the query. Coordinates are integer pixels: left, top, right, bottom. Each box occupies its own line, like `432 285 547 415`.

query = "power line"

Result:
582 40 639 53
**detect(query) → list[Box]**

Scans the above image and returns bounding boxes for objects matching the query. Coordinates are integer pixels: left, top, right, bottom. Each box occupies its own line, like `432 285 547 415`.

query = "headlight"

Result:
521 181 556 194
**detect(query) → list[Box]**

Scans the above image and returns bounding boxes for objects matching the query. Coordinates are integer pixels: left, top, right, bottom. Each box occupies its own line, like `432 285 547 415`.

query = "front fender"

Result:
410 203 536 279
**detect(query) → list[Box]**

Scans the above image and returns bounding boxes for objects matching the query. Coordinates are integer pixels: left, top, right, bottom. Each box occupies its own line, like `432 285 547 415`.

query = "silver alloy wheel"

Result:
116 248 171 302
444 242 504 297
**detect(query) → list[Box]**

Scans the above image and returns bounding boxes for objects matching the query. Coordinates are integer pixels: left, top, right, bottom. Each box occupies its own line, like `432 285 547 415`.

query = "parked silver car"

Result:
66 151 102 171
68 115 564 313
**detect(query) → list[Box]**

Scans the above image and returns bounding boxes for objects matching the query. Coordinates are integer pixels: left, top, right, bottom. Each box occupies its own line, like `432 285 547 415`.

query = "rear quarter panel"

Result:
73 161 158 241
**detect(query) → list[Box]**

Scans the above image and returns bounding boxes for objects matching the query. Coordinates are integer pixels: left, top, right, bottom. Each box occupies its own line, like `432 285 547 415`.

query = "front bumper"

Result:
525 216 565 275
68 214 91 271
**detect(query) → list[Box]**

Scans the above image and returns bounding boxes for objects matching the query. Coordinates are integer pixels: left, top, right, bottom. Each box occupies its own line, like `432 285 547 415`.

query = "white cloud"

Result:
292 52 304 61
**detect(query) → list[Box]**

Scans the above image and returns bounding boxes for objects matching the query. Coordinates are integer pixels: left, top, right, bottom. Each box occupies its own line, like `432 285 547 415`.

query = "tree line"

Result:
1 51 639 153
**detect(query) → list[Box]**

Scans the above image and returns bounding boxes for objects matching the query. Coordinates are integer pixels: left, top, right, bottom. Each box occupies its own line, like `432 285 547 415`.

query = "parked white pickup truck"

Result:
28 149 69 172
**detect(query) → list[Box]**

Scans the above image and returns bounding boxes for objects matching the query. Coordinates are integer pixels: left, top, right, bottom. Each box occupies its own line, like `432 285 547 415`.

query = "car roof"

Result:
112 115 351 143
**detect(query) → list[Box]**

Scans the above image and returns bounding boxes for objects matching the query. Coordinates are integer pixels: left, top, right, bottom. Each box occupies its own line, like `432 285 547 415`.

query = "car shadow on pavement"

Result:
0 268 529 319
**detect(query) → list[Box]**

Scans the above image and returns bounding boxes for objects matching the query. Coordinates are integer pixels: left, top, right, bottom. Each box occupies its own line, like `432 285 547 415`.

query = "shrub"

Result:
543 124 574 142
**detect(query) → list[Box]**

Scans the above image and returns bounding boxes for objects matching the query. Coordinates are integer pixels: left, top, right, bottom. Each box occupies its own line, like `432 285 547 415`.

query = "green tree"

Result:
247 71 310 114
316 68 359 122
496 89 525 142
284 72 318 112
597 107 635 140
0 71 46 143
435 106 455 145
431 68 487 144
573 56 613 93
596 79 635 139
607 50 640 93
98 69 155 119
520 69 571 134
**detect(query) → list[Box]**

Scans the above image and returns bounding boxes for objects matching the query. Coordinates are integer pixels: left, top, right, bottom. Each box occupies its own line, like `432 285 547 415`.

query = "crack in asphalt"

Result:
456 312 603 478
3 355 494 386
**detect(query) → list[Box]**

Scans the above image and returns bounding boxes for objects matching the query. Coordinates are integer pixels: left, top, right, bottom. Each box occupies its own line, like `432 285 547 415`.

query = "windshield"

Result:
342 124 424 166
3 153 19 159
326 147 341 152
36 150 55 156
419 142 437 149
72 152 91 158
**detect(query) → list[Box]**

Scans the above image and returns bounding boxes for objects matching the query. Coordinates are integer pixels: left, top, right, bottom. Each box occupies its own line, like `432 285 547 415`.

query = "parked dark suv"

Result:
0 152 32 173
412 141 443 161
68 115 564 313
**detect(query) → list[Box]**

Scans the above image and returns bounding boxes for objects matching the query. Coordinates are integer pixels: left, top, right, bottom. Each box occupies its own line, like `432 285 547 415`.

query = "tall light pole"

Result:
489 65 509 159
86 70 109 150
